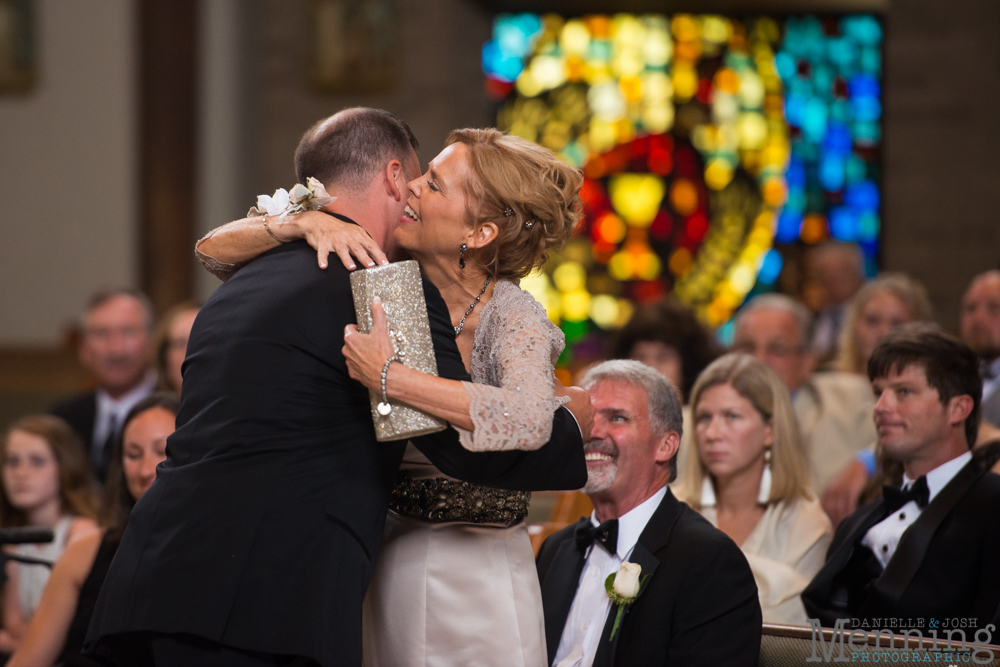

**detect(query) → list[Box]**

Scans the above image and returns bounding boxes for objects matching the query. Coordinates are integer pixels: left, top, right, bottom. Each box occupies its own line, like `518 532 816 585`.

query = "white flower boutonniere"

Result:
250 176 336 218
605 562 649 641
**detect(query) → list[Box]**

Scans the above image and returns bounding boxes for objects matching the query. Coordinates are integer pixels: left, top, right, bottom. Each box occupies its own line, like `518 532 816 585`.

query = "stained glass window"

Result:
482 13 882 355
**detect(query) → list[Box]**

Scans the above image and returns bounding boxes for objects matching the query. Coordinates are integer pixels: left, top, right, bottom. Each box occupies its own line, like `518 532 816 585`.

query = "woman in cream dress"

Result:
197 128 588 666
677 353 832 625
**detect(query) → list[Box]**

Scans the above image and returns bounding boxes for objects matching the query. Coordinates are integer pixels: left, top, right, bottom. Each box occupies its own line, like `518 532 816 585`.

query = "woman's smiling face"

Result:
395 143 475 264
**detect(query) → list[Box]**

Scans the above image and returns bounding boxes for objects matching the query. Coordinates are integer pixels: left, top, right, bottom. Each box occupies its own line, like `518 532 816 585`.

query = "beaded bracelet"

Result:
377 354 401 416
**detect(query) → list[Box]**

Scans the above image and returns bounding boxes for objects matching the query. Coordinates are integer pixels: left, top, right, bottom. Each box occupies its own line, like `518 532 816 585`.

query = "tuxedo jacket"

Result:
51 391 98 455
84 239 587 667
536 488 762 667
802 460 1000 629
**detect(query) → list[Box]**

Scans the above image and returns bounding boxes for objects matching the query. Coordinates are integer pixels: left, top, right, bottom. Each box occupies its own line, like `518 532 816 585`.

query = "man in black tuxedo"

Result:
85 108 587 666
51 289 157 481
802 327 1000 631
536 360 761 667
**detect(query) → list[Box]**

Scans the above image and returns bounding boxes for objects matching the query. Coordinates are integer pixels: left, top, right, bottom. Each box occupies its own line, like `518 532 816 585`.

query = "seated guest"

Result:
7 393 177 667
152 302 201 394
960 270 1000 426
732 294 877 496
822 273 933 525
536 360 761 667
609 298 721 483
609 298 720 403
808 241 865 361
51 290 157 482
835 273 933 376
0 417 100 654
802 328 1000 630
678 353 832 625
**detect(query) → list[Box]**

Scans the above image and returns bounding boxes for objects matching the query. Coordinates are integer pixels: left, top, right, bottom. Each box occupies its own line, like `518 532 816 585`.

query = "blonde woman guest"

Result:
835 272 932 375
0 417 99 654
679 354 832 625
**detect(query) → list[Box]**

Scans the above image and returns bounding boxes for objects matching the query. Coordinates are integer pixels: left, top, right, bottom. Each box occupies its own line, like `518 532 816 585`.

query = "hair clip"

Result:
524 220 534 229
503 206 514 217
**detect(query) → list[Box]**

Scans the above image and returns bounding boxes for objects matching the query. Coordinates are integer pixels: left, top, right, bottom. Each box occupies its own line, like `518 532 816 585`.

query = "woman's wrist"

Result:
271 213 306 242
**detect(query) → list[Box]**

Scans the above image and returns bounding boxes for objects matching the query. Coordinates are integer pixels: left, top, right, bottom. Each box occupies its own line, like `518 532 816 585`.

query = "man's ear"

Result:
384 160 405 201
654 431 680 465
466 222 498 250
948 394 975 428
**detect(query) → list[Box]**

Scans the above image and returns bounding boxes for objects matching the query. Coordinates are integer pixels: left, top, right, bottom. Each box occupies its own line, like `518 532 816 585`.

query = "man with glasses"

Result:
732 294 876 496
51 289 157 482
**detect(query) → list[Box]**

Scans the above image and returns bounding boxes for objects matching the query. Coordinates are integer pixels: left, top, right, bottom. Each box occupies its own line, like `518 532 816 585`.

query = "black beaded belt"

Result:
388 473 530 527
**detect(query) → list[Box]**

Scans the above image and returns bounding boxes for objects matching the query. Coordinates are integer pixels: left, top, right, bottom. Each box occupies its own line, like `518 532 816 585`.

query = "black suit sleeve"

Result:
408 278 587 491
667 536 762 666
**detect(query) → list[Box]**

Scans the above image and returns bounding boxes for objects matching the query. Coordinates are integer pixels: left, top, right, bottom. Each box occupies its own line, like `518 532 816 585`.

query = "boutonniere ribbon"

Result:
605 561 650 641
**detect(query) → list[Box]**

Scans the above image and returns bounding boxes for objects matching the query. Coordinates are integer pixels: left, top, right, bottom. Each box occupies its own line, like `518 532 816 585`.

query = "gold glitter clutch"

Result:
350 260 448 441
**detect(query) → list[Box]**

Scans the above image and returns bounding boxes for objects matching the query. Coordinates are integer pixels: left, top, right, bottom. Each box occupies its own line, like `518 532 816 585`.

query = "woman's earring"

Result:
757 448 773 505
459 243 467 269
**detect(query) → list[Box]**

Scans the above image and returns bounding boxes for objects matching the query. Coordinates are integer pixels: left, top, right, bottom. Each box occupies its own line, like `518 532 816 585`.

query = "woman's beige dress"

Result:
700 497 832 625
363 280 568 667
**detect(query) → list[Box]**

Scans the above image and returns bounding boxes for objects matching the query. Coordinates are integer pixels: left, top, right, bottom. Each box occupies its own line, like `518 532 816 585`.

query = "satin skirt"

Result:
362 511 547 667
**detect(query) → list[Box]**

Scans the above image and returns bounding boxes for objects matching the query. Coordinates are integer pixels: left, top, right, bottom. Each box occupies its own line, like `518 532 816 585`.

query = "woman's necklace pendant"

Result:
453 276 491 337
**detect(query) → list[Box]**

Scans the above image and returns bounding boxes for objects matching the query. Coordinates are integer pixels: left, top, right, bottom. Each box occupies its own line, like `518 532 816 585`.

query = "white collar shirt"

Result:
553 485 666 667
93 370 158 455
861 451 971 569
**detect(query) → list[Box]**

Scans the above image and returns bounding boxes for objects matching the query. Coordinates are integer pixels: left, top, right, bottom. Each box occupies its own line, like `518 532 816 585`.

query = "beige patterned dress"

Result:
363 279 568 667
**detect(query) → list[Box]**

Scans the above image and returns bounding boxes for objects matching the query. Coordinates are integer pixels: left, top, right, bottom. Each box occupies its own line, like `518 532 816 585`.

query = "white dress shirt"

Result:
553 486 666 667
861 451 971 568
92 370 157 466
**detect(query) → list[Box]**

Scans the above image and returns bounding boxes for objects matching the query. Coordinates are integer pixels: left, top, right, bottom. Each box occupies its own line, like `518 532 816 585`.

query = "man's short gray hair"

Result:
736 293 813 345
580 359 684 438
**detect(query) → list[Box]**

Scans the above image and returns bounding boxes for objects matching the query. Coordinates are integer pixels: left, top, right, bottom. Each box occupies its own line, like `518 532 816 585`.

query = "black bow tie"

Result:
575 519 618 555
883 476 930 514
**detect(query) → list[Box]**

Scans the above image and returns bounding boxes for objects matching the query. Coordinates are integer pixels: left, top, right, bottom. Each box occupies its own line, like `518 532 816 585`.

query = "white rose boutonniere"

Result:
250 176 336 218
605 562 649 641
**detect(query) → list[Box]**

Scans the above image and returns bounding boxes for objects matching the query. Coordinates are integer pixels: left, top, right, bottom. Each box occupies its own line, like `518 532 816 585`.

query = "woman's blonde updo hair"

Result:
679 354 812 508
446 128 583 280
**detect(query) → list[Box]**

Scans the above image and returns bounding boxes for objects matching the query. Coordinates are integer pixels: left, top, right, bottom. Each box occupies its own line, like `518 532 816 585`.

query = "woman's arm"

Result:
6 532 102 667
196 210 388 280
344 294 587 450
343 300 475 429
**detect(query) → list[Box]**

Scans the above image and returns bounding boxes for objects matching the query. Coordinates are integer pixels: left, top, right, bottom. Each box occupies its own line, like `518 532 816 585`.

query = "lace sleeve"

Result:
454 290 569 452
194 225 243 282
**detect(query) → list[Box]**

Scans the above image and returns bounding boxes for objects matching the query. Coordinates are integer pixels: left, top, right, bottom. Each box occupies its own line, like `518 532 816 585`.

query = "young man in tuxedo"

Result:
802 327 1000 630
51 289 157 481
536 360 762 667
85 108 587 667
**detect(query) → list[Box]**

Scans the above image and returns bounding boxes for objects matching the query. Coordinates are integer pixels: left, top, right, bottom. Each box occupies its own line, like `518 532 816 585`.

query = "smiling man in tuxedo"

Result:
536 360 761 667
802 327 1000 630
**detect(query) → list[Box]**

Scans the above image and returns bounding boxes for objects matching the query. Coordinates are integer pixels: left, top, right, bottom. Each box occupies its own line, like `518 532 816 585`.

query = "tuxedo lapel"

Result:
541 520 589 666
803 499 888 621
862 462 984 618
592 490 676 667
